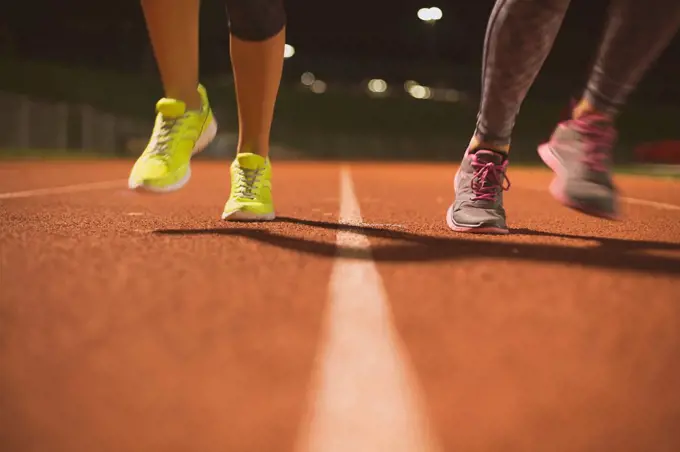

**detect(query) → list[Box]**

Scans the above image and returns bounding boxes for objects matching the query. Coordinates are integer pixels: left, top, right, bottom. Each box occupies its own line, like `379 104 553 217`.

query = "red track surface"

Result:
2 160 680 452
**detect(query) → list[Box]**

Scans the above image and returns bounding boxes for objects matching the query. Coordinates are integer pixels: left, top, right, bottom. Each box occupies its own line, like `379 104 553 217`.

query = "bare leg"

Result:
141 0 201 109
128 0 217 194
230 31 285 157
226 0 286 157
221 0 286 222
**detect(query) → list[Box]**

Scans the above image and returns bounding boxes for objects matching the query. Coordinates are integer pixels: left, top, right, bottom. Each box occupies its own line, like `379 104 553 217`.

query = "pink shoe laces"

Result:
566 114 616 172
470 153 511 202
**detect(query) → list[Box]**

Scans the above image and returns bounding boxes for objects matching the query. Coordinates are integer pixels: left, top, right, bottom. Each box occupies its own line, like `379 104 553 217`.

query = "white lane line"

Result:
296 167 440 452
517 185 680 211
0 179 126 200
621 197 680 211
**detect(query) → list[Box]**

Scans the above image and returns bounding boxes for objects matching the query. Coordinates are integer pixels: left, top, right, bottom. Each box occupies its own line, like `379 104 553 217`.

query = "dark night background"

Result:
1 0 679 162
3 0 679 89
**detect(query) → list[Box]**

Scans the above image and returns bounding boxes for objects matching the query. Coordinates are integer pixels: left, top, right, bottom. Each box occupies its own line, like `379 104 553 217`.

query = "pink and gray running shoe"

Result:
447 148 511 234
538 112 619 219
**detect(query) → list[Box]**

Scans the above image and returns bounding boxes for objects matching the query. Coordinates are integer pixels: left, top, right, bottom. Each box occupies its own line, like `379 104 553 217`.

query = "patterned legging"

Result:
475 0 680 145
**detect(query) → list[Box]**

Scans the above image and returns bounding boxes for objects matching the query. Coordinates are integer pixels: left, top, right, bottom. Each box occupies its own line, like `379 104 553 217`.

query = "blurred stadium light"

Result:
300 72 315 86
310 80 327 94
417 7 443 23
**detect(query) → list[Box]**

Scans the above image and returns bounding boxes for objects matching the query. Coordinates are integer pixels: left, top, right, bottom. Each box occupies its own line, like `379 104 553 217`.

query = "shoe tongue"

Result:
155 98 186 118
472 149 506 164
236 152 266 170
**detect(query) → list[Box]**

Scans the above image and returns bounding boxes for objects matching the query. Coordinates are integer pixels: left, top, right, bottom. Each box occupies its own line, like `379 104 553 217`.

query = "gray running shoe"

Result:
538 113 619 219
447 148 511 234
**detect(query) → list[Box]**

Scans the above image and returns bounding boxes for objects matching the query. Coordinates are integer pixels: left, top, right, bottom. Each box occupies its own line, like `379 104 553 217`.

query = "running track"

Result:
1 160 680 452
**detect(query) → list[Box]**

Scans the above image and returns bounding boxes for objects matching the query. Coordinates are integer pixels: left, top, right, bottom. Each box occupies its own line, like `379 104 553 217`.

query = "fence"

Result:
1 89 677 164
0 91 148 154
0 88 472 161
0 92 247 158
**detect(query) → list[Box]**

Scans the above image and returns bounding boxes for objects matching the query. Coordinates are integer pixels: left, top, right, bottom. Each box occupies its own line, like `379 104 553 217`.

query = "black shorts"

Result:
226 0 286 41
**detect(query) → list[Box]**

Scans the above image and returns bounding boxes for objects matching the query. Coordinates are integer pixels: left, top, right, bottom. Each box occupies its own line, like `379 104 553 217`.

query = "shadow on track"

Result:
154 216 680 276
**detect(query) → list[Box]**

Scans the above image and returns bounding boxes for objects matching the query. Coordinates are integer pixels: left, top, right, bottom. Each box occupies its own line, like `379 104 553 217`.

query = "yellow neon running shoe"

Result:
128 84 217 193
221 153 275 221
